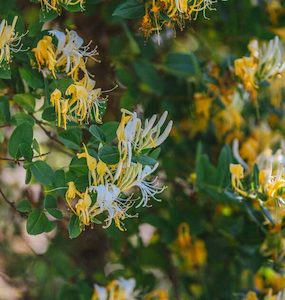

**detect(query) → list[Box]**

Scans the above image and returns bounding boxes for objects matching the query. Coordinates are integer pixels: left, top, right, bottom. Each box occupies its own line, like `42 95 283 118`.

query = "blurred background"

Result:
1 0 285 299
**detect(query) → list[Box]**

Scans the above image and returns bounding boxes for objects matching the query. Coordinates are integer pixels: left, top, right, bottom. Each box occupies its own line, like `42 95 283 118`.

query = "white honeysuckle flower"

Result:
49 29 98 77
92 278 140 300
117 109 173 165
0 16 25 65
117 278 139 299
254 36 285 81
89 184 136 229
134 163 166 207
93 284 108 300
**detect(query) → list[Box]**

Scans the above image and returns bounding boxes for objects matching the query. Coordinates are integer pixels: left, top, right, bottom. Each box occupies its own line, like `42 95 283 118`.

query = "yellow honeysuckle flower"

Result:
235 56 258 101
0 16 24 65
49 29 98 79
117 109 172 165
77 144 97 184
174 223 207 269
140 0 218 37
93 278 138 300
230 163 244 190
34 29 98 80
39 0 85 12
50 89 69 129
32 35 57 77
244 291 259 300
177 222 191 249
235 37 285 101
75 189 92 225
144 289 169 300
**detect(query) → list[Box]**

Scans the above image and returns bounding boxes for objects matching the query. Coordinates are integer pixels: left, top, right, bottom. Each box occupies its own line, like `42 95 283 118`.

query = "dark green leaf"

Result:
89 125 106 143
16 200 32 213
98 146 120 165
27 209 55 235
112 0 144 19
8 123 33 158
68 215 82 239
30 161 54 186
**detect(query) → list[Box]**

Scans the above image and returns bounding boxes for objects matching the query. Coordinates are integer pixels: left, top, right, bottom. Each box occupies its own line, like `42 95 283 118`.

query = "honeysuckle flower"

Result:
173 223 207 269
33 36 57 77
39 0 85 13
49 29 98 79
75 189 92 225
144 289 169 300
50 75 106 129
89 184 136 231
230 163 244 191
256 149 285 204
140 0 219 37
235 36 285 101
65 75 105 125
0 16 25 65
77 144 97 185
117 109 172 165
92 278 139 300
177 222 191 249
50 89 70 129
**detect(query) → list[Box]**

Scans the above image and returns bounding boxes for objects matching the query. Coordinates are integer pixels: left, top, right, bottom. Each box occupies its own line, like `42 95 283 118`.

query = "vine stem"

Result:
0 187 28 217
0 152 50 162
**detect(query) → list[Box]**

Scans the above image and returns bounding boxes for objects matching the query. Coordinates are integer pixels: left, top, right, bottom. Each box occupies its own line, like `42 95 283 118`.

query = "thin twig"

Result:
0 152 50 162
0 187 27 217
30 114 73 156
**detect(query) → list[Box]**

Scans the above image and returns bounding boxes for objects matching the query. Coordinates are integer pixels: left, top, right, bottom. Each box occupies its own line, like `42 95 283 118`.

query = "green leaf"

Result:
44 195 63 219
134 59 164 95
68 215 82 239
33 139 41 154
46 208 63 220
39 9 58 23
98 146 120 165
27 209 55 235
0 64 11 79
253 164 260 190
133 155 157 166
19 67 44 89
25 168 32 184
59 129 82 151
216 145 232 187
0 96 10 124
19 143 33 162
89 125 106 143
101 122 119 143
16 200 32 213
164 53 199 77
112 0 144 19
8 123 33 158
44 195 57 209
42 106 56 122
30 161 55 186
11 112 35 126
13 94 35 112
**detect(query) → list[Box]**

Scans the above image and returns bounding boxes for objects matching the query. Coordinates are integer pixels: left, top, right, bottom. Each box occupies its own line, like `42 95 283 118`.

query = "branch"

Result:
0 152 50 162
0 187 27 217
30 114 73 156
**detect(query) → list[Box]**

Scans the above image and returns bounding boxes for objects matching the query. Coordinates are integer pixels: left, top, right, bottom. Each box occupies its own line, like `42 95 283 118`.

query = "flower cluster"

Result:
230 147 285 226
140 0 218 37
234 36 285 101
39 0 85 13
172 223 207 270
32 29 105 128
65 109 172 230
0 16 24 66
92 277 168 300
